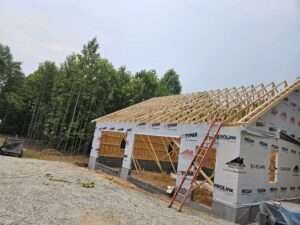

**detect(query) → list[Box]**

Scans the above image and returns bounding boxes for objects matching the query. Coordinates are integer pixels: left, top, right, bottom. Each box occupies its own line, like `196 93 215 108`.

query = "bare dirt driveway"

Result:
0 156 235 225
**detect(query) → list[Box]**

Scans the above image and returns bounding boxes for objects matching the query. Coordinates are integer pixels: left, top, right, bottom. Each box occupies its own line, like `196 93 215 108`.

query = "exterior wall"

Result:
215 88 300 224
236 88 300 206
255 88 300 139
237 132 300 206
89 121 243 208
212 127 242 208
88 121 266 223
90 121 183 178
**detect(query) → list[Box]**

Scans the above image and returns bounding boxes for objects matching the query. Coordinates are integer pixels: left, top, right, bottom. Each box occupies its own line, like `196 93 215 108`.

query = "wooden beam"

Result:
144 136 164 173
160 137 176 174
93 79 298 126
199 170 214 186
239 80 300 124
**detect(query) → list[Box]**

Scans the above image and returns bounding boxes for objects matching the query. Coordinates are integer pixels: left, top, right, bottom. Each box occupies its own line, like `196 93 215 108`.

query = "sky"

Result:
0 0 300 93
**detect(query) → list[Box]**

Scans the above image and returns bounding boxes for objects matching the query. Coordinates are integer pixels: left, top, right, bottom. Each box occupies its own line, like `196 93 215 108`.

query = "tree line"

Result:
0 38 182 154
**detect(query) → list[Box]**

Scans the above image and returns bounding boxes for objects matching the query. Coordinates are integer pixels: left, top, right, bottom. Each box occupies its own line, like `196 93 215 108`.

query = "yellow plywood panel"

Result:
192 186 213 207
98 131 126 158
201 148 216 170
269 149 278 183
133 134 180 162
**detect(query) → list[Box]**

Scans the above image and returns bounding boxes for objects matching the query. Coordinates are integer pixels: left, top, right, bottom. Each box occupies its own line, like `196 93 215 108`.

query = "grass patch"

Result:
23 149 43 159
23 148 88 166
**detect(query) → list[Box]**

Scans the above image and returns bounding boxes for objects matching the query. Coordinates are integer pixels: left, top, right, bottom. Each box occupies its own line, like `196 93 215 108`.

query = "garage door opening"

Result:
97 131 127 173
131 134 181 191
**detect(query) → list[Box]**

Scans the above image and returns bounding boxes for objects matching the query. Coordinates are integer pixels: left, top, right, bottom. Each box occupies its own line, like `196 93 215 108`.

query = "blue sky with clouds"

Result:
1 0 300 92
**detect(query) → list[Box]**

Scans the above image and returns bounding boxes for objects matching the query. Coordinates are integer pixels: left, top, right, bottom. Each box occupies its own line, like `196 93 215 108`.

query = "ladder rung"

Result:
196 154 204 159
199 150 207 154
198 151 206 155
198 151 207 156
195 156 206 163
196 157 204 164
202 143 210 147
196 156 205 162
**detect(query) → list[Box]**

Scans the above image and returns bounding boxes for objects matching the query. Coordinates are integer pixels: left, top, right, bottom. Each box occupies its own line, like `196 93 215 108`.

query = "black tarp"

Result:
0 137 24 157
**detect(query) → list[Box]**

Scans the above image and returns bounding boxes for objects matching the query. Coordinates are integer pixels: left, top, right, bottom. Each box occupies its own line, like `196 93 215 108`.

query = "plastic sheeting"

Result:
258 201 300 225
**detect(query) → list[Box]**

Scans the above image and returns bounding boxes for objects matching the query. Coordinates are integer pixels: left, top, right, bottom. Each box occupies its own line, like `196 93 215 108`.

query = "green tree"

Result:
24 61 59 140
160 69 181 95
105 66 132 112
0 39 182 154
0 44 25 134
130 69 160 103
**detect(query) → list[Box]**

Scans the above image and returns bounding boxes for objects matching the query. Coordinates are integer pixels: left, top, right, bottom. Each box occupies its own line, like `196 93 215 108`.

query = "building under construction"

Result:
88 78 300 224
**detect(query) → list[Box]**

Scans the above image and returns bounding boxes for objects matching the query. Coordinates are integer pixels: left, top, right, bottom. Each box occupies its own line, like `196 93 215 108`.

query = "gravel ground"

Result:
0 156 235 225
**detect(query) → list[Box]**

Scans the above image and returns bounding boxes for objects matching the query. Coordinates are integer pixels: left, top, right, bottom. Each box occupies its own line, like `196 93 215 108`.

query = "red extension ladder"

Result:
168 121 223 212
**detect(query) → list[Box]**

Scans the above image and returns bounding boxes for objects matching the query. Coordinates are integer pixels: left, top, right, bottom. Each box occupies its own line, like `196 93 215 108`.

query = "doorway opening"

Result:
97 131 127 173
131 134 181 190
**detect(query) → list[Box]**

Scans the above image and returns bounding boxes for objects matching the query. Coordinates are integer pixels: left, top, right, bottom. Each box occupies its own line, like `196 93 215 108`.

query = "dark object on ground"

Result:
257 201 300 225
0 137 24 157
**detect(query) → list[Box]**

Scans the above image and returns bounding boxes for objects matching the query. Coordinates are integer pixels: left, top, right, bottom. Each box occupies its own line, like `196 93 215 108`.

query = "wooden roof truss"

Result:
95 79 300 126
